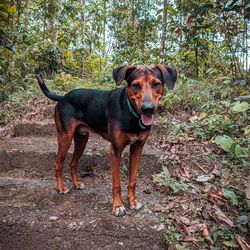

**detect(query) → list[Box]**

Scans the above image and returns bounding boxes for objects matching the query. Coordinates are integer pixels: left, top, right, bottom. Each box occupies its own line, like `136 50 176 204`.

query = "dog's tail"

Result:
36 75 63 102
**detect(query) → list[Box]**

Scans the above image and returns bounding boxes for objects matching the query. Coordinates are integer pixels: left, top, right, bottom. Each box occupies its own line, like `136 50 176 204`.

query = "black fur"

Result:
38 77 150 134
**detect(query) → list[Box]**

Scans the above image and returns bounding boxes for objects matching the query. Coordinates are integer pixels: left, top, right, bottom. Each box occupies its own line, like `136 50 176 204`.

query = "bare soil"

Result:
0 99 168 250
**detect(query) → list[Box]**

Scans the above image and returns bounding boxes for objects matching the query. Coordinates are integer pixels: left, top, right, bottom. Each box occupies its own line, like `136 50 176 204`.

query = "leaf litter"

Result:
148 106 250 249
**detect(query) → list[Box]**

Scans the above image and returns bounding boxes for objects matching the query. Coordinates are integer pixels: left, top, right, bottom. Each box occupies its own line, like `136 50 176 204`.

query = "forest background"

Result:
0 0 249 88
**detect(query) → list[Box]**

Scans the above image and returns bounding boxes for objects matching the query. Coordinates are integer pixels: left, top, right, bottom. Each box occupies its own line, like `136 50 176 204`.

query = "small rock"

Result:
236 215 248 225
49 216 59 221
151 223 165 231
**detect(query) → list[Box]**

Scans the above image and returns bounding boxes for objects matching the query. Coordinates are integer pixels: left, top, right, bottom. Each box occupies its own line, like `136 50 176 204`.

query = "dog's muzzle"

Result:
140 102 155 126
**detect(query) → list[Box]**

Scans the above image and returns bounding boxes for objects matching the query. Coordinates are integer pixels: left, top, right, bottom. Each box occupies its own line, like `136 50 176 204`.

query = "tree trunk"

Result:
81 0 86 76
103 0 106 58
245 16 248 72
159 0 168 63
195 39 199 78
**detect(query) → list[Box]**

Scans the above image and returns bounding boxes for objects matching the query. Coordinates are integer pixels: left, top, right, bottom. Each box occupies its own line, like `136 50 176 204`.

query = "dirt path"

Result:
0 103 168 249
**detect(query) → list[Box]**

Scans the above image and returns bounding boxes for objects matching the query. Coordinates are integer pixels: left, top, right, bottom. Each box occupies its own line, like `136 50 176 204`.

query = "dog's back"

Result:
56 87 125 134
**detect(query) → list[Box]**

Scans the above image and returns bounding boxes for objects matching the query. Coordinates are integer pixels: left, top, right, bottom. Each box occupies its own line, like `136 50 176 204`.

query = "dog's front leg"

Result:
128 139 147 210
110 144 126 216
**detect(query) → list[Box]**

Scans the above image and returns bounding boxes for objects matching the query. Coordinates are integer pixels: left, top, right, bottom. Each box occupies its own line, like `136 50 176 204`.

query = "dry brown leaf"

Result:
170 146 176 154
153 207 162 213
180 165 190 178
211 164 221 176
166 202 175 210
184 223 209 236
209 193 227 201
181 236 198 242
215 209 234 227
180 216 191 225
236 236 250 250
185 224 201 234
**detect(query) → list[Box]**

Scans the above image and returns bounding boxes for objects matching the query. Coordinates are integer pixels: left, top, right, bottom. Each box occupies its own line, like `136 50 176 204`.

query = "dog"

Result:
36 65 177 216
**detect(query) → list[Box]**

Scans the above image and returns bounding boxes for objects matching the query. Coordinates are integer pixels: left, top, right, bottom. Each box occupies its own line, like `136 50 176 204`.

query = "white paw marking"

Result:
130 202 143 211
75 183 85 190
112 205 126 217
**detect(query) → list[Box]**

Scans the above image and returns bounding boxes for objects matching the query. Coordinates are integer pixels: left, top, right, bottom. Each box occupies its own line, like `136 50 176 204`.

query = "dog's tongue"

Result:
141 114 154 126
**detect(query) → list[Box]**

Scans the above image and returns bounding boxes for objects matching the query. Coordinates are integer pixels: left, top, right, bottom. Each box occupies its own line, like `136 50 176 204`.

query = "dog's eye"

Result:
131 83 141 90
152 82 161 89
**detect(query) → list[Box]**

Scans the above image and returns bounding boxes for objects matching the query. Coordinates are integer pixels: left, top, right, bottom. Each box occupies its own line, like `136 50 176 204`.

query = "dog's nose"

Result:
141 102 155 114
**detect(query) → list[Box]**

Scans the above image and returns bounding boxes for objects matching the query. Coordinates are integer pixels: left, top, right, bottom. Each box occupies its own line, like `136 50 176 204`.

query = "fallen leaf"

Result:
198 112 207 121
245 185 250 200
184 224 203 234
211 164 221 176
209 193 227 201
153 207 162 213
215 209 234 227
180 165 190 178
202 206 210 220
181 236 198 242
196 174 215 182
236 236 250 250
166 202 175 210
180 216 191 225
170 146 176 154
184 223 210 238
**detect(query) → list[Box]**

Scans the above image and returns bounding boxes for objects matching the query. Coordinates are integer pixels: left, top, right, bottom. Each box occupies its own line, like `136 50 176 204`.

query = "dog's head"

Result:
113 65 177 126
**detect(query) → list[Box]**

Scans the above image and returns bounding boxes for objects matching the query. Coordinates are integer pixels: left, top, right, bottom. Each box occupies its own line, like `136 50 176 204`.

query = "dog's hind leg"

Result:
70 131 89 189
55 132 73 194
54 107 79 194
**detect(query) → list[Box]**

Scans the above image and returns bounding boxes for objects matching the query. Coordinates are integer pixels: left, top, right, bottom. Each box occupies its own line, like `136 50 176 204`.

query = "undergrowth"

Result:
161 75 250 165
155 75 249 249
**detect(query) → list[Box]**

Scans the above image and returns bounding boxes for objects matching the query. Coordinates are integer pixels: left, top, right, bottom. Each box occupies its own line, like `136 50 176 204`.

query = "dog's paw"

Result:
130 201 143 211
58 186 70 194
74 182 85 190
112 205 126 217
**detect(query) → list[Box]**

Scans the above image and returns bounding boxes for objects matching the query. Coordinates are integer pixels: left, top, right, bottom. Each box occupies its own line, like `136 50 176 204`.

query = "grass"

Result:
153 166 188 193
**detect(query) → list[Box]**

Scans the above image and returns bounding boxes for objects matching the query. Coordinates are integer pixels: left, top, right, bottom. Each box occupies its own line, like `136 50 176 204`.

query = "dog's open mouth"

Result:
141 114 154 126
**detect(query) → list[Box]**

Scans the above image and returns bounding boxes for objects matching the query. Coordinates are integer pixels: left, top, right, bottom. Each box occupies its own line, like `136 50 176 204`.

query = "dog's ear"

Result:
113 65 137 86
154 64 177 90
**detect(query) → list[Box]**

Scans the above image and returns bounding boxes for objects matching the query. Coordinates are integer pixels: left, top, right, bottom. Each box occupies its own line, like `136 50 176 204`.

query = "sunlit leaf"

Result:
230 101 249 113
8 5 16 15
189 115 198 123
214 135 235 153
244 126 250 136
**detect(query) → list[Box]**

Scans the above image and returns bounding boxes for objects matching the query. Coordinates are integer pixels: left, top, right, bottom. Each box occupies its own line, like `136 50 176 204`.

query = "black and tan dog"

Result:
36 65 177 216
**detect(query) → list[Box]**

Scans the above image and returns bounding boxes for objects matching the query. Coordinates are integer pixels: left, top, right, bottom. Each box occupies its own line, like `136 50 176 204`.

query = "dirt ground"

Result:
0 99 169 250
0 98 249 250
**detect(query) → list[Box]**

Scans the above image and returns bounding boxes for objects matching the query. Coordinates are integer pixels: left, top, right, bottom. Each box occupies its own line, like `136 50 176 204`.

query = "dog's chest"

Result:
127 133 147 145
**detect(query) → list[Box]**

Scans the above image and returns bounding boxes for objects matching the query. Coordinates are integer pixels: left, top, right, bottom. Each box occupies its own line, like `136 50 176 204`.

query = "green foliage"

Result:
223 189 239 206
153 167 188 193
0 0 248 101
163 75 250 163
230 101 249 113
38 44 64 77
214 135 248 158
211 226 237 248
163 219 182 246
